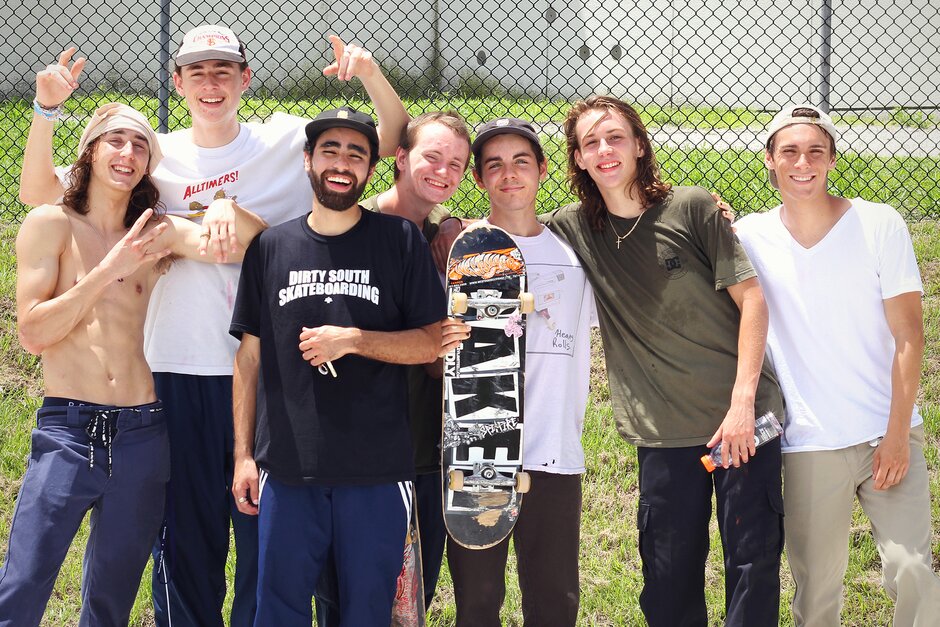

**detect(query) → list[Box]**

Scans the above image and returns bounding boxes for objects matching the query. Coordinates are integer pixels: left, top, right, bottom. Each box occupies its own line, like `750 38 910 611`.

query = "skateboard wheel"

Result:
451 292 468 314
515 472 531 493
448 469 464 491
518 292 535 314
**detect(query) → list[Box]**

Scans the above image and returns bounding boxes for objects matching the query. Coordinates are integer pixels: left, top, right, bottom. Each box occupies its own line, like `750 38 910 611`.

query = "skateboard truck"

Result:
448 465 530 493
451 290 535 318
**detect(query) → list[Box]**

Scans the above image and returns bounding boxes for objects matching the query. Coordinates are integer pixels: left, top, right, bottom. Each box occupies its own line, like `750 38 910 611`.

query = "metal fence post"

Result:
816 0 832 113
158 0 172 133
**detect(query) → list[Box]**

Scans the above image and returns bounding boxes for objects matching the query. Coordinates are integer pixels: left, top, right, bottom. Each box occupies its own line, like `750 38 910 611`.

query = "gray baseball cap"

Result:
765 104 839 189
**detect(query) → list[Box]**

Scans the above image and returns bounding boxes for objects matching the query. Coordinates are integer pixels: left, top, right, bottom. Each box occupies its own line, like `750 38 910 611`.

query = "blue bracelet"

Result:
33 99 63 121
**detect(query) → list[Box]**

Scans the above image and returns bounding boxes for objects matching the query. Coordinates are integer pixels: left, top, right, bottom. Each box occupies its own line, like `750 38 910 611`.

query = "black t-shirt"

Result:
230 209 445 485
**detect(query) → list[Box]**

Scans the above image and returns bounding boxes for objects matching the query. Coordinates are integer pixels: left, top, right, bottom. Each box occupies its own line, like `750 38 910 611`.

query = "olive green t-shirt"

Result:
362 194 448 473
542 186 783 447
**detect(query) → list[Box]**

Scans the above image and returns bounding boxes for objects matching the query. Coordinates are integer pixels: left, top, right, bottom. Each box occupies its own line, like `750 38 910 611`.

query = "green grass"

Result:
0 94 938 623
2 95 938 223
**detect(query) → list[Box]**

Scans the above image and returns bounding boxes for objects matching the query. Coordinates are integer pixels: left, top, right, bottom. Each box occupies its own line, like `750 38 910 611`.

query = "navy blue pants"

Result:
0 398 168 627
315 469 447 623
636 442 784 627
255 474 410 627
150 373 258 627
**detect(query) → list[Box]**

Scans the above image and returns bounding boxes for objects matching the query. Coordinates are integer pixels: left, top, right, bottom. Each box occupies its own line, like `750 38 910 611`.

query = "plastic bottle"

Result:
700 411 783 472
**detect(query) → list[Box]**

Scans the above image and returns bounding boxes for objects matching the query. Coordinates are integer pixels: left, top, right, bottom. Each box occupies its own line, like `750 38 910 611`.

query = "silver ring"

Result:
238 497 248 504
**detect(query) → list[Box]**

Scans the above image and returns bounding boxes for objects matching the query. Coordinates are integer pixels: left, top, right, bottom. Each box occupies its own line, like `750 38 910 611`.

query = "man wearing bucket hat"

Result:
735 104 940 625
229 106 443 624
18 26 408 627
0 103 264 627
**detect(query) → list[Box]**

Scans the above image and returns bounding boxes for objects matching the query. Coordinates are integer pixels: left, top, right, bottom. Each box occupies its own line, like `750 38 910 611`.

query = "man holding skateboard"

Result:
19 27 408 627
441 118 596 626
229 107 444 624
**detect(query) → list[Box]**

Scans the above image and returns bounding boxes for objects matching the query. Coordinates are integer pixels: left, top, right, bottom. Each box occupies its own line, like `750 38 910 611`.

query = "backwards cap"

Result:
765 104 839 189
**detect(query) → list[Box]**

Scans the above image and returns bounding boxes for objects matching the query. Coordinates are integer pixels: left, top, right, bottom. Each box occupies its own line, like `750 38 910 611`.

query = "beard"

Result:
309 168 368 211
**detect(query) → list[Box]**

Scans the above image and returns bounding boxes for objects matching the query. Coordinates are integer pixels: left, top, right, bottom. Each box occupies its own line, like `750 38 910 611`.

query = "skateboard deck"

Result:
391 485 425 626
441 222 532 550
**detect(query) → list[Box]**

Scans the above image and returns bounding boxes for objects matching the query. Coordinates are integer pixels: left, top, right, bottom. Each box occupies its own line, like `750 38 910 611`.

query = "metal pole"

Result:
431 0 442 92
816 0 832 112
158 0 171 133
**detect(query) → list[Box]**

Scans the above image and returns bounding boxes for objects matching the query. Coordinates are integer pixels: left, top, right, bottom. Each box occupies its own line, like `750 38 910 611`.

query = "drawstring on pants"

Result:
85 410 118 476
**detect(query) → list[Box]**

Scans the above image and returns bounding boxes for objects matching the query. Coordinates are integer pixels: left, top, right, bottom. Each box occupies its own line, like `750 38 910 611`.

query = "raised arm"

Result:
706 276 768 467
232 333 261 515
160 198 268 263
322 35 408 157
19 48 86 206
16 207 169 354
872 291 924 490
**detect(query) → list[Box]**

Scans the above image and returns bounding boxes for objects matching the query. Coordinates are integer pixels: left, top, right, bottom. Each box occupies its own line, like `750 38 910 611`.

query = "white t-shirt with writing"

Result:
503 224 597 474
144 113 311 375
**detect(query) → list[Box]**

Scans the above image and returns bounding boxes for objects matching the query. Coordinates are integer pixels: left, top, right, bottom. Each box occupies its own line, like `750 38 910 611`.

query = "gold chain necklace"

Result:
606 210 643 249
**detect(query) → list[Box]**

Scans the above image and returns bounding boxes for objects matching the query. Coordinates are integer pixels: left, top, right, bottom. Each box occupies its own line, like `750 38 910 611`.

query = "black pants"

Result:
447 471 582 627
636 442 784 627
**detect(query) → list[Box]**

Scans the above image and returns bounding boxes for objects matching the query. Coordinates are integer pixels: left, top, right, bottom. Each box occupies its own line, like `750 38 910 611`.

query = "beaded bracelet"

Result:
33 99 63 121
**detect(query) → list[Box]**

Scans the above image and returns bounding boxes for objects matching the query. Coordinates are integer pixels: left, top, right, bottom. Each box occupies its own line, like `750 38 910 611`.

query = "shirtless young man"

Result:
19 26 408 627
0 104 264 627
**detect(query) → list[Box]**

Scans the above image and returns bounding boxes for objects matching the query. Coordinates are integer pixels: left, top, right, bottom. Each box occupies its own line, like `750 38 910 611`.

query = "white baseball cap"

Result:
765 104 839 189
175 25 246 67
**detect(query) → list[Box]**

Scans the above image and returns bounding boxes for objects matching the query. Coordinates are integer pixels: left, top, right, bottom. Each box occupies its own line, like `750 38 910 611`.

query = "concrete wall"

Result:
1 0 936 111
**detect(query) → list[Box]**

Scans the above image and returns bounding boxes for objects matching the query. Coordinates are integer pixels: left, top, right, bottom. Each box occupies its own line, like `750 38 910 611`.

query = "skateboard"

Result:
391 486 425 626
441 222 533 549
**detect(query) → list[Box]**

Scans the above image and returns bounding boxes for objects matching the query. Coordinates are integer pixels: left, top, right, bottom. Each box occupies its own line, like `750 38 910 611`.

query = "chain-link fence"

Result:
1 0 938 221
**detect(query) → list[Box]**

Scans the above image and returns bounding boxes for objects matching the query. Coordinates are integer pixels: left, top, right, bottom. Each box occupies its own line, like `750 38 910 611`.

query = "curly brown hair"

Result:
62 137 164 228
564 96 671 231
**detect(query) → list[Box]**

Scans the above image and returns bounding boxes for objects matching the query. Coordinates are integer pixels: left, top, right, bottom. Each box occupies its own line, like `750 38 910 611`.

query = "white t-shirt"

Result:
735 199 923 452
144 113 311 375
497 223 597 474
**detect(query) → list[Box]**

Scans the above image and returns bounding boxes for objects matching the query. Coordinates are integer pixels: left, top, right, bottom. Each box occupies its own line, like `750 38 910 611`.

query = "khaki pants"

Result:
783 425 940 627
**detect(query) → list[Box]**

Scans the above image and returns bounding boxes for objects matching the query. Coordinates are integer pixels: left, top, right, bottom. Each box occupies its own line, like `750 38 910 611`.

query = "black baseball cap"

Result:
304 107 379 162
471 118 542 162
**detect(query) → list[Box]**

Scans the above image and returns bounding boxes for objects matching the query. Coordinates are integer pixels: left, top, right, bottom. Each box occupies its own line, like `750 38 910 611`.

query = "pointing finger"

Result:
70 57 86 85
57 47 76 67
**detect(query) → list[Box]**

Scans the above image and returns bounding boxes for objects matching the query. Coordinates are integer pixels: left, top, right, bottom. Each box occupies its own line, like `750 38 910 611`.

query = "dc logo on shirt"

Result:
657 244 686 279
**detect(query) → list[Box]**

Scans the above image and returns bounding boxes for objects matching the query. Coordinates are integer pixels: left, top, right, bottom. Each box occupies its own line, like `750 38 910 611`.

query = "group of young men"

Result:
0 21 937 627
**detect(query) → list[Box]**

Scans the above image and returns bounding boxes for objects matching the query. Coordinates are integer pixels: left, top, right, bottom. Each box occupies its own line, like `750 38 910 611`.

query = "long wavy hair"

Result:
564 96 671 231
62 137 164 227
